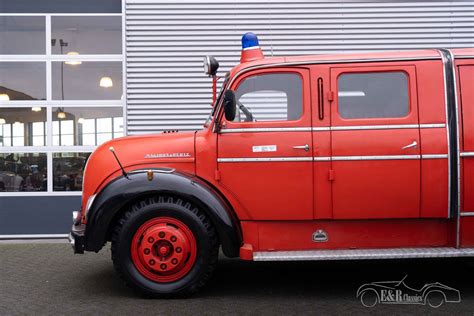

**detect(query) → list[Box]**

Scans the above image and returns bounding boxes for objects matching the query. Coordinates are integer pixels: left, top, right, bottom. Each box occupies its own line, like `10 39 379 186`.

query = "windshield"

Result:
204 73 229 127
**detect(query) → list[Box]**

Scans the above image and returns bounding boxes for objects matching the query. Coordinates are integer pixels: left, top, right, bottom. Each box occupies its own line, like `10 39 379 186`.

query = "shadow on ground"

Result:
1 243 473 315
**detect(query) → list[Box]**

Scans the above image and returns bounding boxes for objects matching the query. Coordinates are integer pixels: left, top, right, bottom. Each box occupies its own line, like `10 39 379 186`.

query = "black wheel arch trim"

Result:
84 169 242 257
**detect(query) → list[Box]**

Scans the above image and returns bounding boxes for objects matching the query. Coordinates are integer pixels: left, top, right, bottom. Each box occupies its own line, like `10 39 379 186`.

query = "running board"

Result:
253 247 474 261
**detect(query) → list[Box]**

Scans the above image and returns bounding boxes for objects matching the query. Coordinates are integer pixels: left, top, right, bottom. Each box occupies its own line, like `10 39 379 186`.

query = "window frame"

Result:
0 9 126 196
331 64 419 126
222 67 311 129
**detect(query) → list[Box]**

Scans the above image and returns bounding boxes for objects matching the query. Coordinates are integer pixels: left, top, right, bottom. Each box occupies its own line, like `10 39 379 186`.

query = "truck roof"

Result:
230 48 474 77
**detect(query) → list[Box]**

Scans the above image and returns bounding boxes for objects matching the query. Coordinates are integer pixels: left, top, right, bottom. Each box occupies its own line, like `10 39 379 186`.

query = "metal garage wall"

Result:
125 0 474 134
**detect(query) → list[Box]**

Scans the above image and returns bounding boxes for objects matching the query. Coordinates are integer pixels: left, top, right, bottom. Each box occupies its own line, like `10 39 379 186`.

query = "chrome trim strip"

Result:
314 157 332 162
253 247 474 261
421 154 449 159
220 127 311 134
438 49 453 220
220 124 446 134
461 212 474 217
461 152 474 157
331 155 420 161
456 55 474 59
218 154 447 163
449 49 462 248
217 157 313 162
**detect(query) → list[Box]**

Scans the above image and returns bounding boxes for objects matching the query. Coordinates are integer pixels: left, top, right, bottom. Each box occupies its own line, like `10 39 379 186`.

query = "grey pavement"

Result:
1 242 474 315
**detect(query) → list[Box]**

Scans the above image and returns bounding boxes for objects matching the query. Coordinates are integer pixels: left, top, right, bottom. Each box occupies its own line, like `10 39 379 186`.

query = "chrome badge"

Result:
144 152 191 159
312 229 328 242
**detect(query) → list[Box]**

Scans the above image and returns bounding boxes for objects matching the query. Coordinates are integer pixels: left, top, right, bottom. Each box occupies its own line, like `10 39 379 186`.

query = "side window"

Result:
234 73 302 122
337 71 409 119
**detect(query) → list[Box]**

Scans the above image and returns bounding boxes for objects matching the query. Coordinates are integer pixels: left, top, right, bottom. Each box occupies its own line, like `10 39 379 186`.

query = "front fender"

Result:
84 169 242 257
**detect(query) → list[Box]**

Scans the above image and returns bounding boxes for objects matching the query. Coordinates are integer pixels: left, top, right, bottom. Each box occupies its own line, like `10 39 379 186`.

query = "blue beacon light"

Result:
240 32 264 62
242 32 260 50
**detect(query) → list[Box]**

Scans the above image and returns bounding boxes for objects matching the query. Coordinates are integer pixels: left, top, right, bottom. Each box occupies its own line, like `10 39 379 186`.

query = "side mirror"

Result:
223 90 236 121
203 55 219 77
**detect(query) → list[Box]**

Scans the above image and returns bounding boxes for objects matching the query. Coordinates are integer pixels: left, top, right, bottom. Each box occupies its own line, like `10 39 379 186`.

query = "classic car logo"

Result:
357 275 461 308
144 152 191 159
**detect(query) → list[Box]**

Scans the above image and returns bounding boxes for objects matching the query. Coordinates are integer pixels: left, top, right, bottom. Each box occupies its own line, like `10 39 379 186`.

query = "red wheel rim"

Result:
130 217 197 283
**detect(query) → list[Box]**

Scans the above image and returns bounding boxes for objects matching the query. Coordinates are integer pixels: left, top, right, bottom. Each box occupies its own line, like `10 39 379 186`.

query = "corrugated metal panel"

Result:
125 0 474 134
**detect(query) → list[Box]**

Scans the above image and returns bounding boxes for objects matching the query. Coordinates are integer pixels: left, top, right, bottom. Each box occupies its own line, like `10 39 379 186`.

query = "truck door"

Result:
329 65 421 219
217 68 313 220
459 65 474 217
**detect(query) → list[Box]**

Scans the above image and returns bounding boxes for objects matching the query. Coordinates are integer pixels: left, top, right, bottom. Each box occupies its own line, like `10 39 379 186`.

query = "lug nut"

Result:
149 259 155 266
147 237 154 243
144 248 150 255
159 232 165 238
171 258 178 265
160 264 167 270
170 236 177 242
176 247 182 253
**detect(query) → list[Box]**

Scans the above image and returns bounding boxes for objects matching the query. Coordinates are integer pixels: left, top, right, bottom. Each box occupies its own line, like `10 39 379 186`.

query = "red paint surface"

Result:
80 48 474 258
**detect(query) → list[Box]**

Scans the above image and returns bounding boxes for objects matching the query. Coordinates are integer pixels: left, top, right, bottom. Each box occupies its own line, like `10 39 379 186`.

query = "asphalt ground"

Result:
1 241 474 315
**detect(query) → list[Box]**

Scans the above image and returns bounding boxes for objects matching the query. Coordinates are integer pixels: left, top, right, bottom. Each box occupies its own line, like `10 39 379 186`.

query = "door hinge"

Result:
327 91 334 102
328 169 335 181
214 169 221 181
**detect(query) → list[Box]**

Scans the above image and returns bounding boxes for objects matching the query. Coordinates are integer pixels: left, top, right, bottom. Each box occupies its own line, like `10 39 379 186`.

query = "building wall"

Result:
125 0 474 134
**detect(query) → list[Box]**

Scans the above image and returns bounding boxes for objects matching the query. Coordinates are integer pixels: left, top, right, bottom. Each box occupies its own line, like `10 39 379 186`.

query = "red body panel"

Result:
80 48 474 258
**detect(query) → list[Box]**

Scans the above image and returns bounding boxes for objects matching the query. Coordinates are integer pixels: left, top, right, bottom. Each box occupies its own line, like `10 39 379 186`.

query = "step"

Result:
253 247 474 261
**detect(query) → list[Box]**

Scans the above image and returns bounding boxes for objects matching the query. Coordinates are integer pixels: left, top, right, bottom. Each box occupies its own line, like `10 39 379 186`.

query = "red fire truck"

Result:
70 33 474 297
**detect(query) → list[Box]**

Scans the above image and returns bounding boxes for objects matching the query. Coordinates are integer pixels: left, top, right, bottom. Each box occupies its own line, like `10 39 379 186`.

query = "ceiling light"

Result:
65 51 82 65
0 93 10 101
77 118 85 124
0 118 5 124
99 76 113 88
32 107 42 112
13 121 21 126
57 111 66 119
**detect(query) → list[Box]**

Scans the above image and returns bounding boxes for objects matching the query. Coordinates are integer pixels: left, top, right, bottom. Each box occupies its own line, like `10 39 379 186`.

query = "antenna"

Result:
109 146 129 179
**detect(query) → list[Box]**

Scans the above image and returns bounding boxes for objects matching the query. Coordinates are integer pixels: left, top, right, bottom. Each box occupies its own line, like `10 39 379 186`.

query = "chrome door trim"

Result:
217 157 313 163
218 154 447 163
422 154 449 159
330 155 421 161
461 152 474 157
461 212 474 217
219 127 312 134
220 123 446 134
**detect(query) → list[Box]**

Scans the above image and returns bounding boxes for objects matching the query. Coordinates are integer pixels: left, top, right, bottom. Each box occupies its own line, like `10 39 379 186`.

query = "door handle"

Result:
293 144 310 152
402 141 418 150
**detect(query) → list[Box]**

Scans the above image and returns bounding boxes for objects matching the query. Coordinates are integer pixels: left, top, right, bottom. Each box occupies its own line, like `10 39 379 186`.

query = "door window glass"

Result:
337 72 409 119
234 73 303 122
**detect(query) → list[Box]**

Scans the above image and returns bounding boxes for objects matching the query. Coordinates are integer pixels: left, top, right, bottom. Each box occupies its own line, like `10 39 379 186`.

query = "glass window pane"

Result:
53 152 91 191
337 72 409 119
0 62 46 101
0 152 47 192
52 62 122 100
234 73 303 122
52 107 123 146
52 16 121 55
0 16 45 54
0 0 122 14
0 107 46 146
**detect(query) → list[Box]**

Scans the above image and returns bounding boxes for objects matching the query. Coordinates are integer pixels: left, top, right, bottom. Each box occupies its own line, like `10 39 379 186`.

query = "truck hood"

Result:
81 131 196 207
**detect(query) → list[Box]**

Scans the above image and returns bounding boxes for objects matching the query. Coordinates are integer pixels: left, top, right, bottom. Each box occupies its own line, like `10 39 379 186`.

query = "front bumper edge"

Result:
69 222 86 254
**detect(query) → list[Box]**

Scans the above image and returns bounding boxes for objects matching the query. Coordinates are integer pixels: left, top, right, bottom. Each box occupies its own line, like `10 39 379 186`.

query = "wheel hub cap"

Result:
131 217 197 283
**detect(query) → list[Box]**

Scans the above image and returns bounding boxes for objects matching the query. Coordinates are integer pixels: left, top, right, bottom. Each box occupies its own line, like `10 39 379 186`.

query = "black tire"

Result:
111 195 219 298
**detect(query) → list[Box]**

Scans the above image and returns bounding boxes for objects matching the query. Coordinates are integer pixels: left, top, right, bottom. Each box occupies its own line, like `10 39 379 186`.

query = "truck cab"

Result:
70 33 474 297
